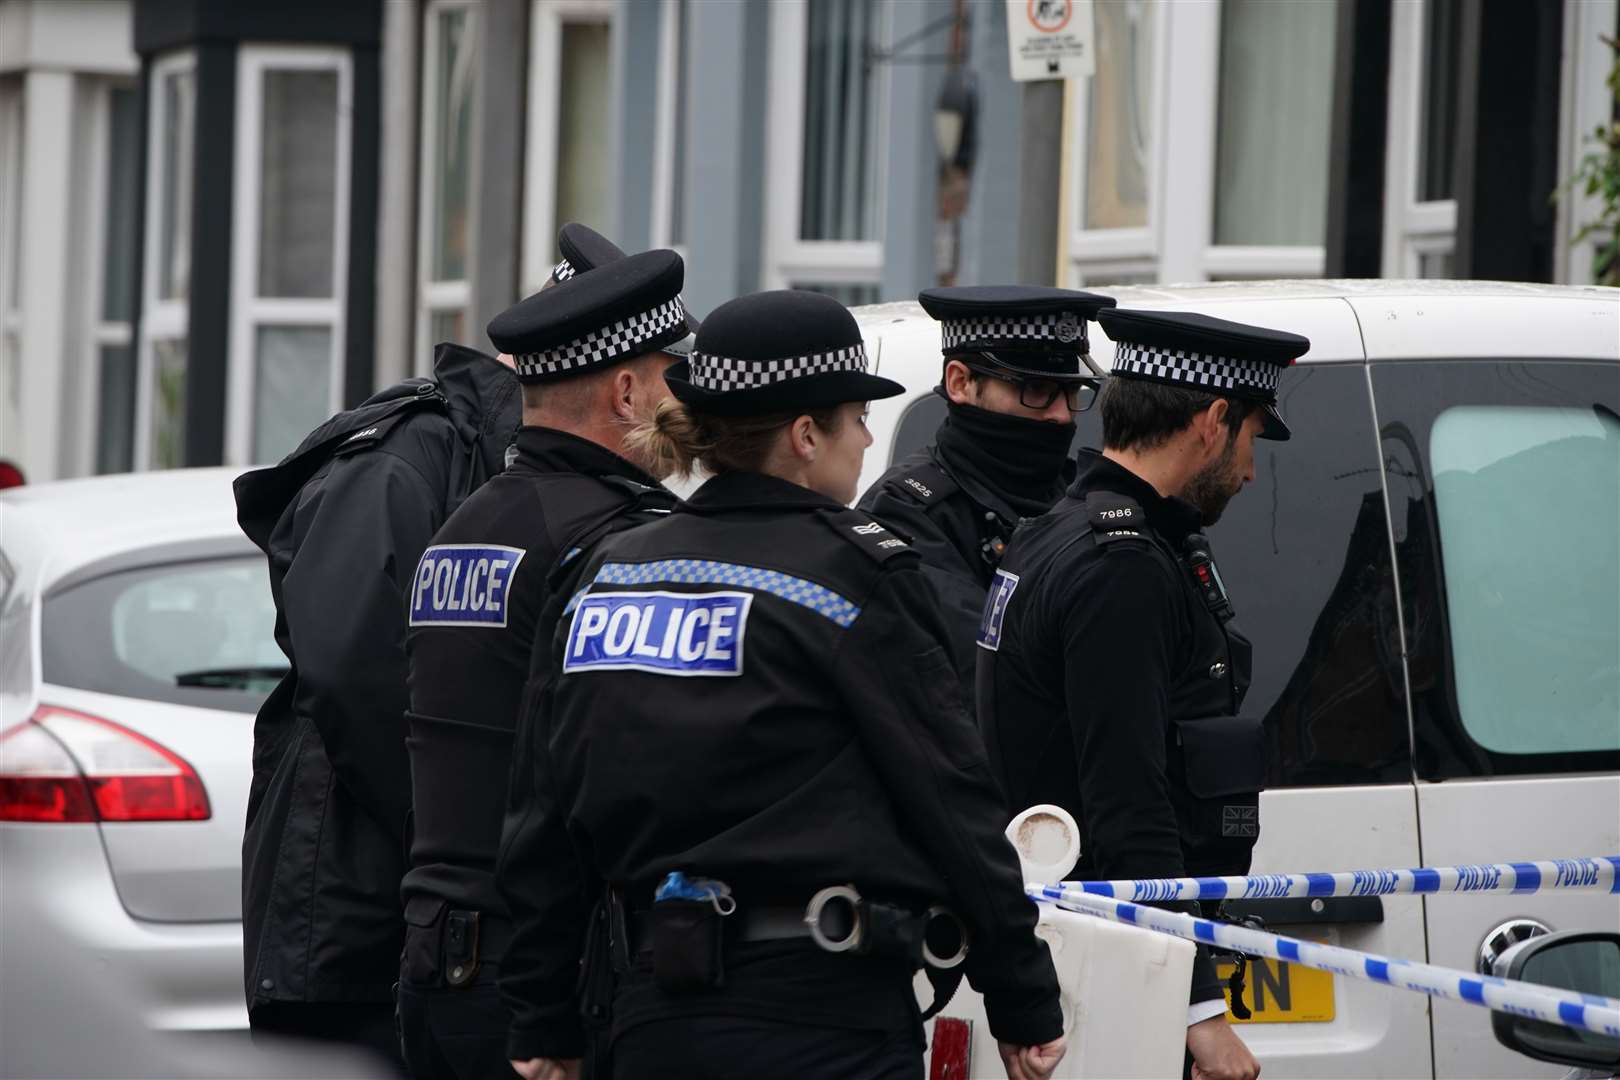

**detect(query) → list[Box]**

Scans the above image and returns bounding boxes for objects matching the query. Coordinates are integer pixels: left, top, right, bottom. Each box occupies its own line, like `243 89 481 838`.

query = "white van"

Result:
852 280 1620 1078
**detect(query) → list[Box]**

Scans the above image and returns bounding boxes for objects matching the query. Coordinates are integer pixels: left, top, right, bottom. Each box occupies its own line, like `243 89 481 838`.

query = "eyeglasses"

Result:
967 363 1099 413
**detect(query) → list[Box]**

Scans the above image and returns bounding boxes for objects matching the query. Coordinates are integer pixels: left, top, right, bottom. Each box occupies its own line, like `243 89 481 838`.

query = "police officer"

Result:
858 286 1113 687
234 338 521 1068
502 290 1066 1080
977 309 1306 1080
397 242 693 1079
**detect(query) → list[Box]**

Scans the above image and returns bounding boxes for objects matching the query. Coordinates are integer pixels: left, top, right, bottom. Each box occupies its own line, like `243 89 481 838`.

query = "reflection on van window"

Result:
1431 405 1620 755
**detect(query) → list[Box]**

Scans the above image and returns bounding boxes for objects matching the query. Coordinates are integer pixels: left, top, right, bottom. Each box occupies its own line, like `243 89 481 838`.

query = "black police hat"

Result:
918 285 1116 380
488 249 689 384
664 290 905 416
1097 308 1309 441
548 223 699 354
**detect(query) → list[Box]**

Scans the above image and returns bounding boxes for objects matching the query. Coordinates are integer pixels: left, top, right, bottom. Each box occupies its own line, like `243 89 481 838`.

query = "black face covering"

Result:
933 392 1076 518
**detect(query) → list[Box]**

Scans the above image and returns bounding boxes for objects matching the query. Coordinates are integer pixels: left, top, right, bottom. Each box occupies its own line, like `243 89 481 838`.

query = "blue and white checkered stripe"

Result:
514 296 687 379
1070 857 1620 903
1112 341 1281 397
575 559 862 628
690 343 869 393
1034 884 1620 1037
940 313 1088 351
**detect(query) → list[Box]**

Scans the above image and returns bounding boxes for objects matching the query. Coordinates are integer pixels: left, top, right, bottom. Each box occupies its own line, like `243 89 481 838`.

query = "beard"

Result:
1183 437 1244 526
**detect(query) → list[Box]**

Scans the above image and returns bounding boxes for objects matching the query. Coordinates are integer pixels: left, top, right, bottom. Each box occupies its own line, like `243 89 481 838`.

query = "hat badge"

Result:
1055 313 1080 343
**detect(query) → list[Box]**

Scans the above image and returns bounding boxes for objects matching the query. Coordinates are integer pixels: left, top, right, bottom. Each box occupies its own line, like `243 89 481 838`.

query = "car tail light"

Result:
0 706 210 822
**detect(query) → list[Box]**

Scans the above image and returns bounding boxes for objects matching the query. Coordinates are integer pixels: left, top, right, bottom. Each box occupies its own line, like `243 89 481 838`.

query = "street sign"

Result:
1005 0 1096 82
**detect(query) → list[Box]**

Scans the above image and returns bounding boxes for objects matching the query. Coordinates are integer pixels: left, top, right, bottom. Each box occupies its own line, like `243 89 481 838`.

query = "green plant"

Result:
1561 35 1620 286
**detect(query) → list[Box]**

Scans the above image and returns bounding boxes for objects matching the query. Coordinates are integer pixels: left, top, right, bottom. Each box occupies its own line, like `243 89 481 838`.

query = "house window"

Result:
764 0 889 293
522 0 616 296
88 83 142 474
228 47 351 465
138 53 197 470
1381 0 1460 277
419 0 478 364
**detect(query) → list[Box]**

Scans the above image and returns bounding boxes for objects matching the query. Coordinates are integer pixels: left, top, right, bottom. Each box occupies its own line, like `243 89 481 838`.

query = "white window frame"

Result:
1380 0 1458 278
1064 1 1329 287
649 0 686 258
136 50 196 471
521 0 616 296
1554 0 1618 285
761 0 889 293
78 78 140 472
418 0 479 373
226 46 352 466
0 78 22 464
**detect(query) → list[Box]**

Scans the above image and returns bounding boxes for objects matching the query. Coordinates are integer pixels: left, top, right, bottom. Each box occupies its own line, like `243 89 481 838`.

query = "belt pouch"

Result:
859 901 926 966
444 910 480 987
402 897 447 986
651 900 725 994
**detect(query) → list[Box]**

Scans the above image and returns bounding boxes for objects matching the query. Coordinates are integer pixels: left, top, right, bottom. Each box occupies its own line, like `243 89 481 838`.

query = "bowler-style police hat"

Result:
1097 308 1308 441
918 285 1116 381
545 223 700 355
487 249 690 384
664 290 905 416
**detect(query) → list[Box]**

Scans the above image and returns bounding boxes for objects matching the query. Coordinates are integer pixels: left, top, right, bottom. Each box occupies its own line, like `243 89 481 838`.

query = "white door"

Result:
1372 356 1620 1078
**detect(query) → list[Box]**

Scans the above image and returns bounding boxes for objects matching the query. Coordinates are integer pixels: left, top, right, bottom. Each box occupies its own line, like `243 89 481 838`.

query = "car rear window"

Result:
42 557 285 714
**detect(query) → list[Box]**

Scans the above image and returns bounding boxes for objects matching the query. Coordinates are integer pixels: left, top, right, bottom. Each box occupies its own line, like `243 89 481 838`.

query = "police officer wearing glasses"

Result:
501 290 1066 1080
858 286 1114 689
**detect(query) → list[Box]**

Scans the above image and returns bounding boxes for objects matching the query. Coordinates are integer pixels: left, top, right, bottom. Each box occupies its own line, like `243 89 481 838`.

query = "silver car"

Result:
0 468 277 1075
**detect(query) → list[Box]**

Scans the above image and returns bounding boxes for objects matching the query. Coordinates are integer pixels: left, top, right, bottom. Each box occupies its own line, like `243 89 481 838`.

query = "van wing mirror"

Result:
1491 930 1620 1070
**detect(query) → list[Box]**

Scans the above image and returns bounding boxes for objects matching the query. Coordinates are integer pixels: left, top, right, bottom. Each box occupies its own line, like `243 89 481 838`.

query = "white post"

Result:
17 69 74 482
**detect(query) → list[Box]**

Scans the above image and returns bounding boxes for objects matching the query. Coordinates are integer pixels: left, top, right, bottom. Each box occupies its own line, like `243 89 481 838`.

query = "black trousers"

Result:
611 1015 924 1080
249 1000 407 1077
397 978 518 1080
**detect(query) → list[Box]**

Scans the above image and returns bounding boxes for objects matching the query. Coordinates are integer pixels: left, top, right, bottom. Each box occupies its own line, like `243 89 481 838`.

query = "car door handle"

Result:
1222 896 1385 926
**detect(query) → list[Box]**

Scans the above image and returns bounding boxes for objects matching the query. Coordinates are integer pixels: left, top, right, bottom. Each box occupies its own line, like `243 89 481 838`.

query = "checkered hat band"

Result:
551 258 577 282
514 296 687 378
940 314 1088 351
1112 341 1281 396
689 343 869 393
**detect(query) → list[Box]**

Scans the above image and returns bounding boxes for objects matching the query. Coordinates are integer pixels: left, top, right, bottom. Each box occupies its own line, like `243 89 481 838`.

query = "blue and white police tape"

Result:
1030 883 1620 1037
1067 856 1620 903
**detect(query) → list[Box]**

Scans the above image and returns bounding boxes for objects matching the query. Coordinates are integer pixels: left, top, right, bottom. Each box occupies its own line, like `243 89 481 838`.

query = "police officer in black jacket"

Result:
501 290 1066 1080
977 308 1308 1080
858 287 1112 688
398 240 693 1079
233 342 520 1068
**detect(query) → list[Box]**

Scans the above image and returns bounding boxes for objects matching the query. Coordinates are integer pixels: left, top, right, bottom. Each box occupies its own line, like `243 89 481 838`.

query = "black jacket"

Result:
976 454 1263 1005
403 427 673 929
234 345 520 1008
498 470 1062 1059
858 408 1075 690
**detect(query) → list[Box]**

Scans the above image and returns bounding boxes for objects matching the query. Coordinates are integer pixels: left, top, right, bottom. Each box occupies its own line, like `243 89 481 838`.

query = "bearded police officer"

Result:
234 339 520 1069
398 243 694 1080
502 290 1066 1080
977 309 1307 1080
858 287 1112 688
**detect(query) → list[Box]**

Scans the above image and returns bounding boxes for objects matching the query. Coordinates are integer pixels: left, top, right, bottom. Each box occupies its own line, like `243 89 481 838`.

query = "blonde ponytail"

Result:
627 398 713 479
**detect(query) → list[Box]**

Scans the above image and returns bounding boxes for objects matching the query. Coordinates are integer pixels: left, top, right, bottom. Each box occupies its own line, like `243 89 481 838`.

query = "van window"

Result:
1073 364 1412 787
1430 404 1620 755
43 556 285 714
1372 359 1620 779
890 392 947 465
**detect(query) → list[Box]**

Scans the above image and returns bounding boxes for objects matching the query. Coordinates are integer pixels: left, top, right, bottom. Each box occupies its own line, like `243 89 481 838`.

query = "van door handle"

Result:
1221 896 1384 926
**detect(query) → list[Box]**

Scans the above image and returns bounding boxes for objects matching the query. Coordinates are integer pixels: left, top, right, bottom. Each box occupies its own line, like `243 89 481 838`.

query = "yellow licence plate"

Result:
1214 957 1335 1024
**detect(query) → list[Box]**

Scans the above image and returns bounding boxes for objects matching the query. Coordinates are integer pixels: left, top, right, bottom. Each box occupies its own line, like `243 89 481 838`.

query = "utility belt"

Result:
604 878 968 1014
401 897 514 989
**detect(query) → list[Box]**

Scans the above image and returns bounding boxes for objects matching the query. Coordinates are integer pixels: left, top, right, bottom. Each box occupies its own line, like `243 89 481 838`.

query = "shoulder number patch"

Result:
410 544 527 627
976 568 1020 652
563 590 751 677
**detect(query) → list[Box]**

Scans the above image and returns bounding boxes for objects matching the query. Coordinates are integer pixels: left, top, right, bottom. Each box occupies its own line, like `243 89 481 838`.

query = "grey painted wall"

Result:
611 0 662 254
469 0 529 339
958 3 1025 286
879 0 951 303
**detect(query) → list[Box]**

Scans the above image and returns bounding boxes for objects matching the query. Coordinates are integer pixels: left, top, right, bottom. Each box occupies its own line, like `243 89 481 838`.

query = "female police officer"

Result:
502 290 1065 1080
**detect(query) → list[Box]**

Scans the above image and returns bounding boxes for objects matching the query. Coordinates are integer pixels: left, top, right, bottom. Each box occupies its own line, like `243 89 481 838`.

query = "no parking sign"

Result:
1005 0 1096 81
